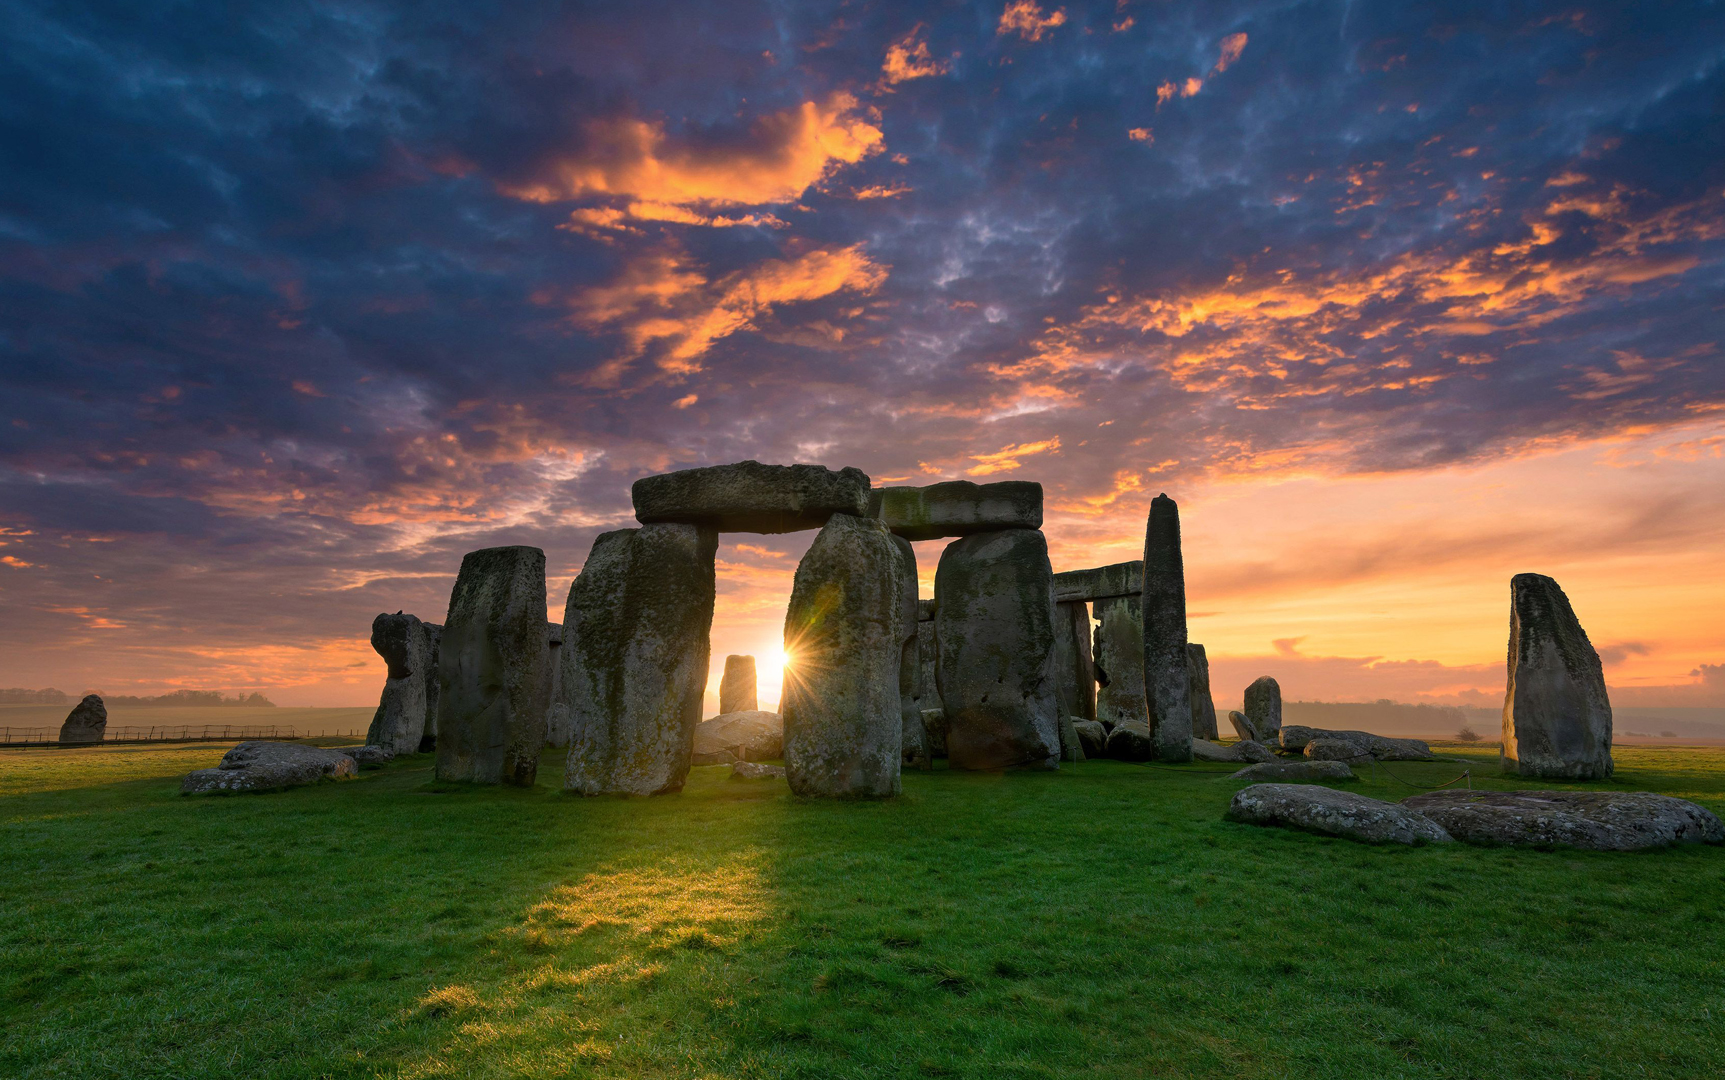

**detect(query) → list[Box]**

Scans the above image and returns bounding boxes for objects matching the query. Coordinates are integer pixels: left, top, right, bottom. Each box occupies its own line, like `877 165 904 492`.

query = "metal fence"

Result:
0 725 361 747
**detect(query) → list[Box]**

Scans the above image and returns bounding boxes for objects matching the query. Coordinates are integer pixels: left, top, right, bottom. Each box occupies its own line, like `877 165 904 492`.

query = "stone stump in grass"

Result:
58 694 106 744
1501 573 1613 780
1141 493 1193 762
366 612 437 756
435 546 554 786
781 513 908 798
719 655 758 714
1092 595 1145 731
562 524 718 796
1244 676 1282 748
1187 643 1219 741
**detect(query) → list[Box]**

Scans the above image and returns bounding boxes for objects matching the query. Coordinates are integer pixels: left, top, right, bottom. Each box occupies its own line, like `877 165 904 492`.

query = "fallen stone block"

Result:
730 761 787 781
182 741 358 795
1279 725 1435 761
1074 719 1108 759
1229 760 1356 783
1402 790 1723 851
692 710 783 765
1106 721 1154 761
337 745 395 768
1226 783 1454 845
1191 738 1274 764
632 460 870 533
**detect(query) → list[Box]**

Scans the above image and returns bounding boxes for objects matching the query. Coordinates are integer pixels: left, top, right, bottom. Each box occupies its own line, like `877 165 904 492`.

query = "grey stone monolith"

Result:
1054 600 1096 723
1142 494 1193 761
58 694 106 744
781 513 907 797
868 480 1042 541
1092 595 1145 729
1187 643 1219 741
1244 676 1282 747
435 546 553 786
889 534 926 768
562 525 718 796
366 613 438 756
720 655 757 714
1502 573 1613 780
934 528 1060 770
632 460 870 533
418 622 443 752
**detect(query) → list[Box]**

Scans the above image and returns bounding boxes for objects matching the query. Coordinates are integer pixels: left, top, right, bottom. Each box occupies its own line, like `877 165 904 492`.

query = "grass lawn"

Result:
1 741 1722 1079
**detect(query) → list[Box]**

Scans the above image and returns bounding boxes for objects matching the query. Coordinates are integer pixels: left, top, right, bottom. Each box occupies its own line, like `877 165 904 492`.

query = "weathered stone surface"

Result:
730 761 787 781
1229 760 1355 783
546 703 573 749
1074 719 1108 759
920 708 948 759
934 528 1060 770
782 514 908 797
419 622 443 752
337 745 395 768
1093 595 1145 729
1403 790 1723 851
1059 715 1086 762
868 480 1042 541
1052 561 1142 604
545 622 563 745
1502 573 1614 780
692 710 784 765
1191 738 1274 764
1106 721 1154 761
58 694 107 744
632 460 871 534
366 613 438 756
436 546 553 786
1226 784 1454 845
1187 643 1219 741
890 535 927 768
181 741 358 795
1303 739 1368 762
720 655 758 714
563 525 717 796
1228 710 1256 742
1243 677 1282 747
1279 725 1435 761
914 619 939 725
1053 600 1096 723
1142 494 1193 762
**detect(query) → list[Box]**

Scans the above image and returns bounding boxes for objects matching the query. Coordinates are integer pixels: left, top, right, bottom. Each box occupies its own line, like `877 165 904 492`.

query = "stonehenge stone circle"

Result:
366 612 438 756
1187 643 1219 741
436 546 553 787
868 479 1042 541
632 460 870 533
1053 600 1096 723
1226 784 1454 845
934 528 1061 770
1243 676 1283 746
1142 494 1193 762
182 741 357 795
562 525 717 796
890 534 927 768
1052 560 1141 604
1092 595 1146 730
720 654 758 714
1501 573 1613 780
781 513 908 797
1402 790 1723 850
58 694 107 744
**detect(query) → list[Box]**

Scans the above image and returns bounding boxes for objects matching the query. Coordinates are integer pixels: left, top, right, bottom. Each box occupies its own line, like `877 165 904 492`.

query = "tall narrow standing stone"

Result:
720 655 758 714
781 514 907 797
562 524 718 796
1244 676 1282 745
436 546 552 786
1142 494 1193 761
1092 596 1145 729
419 622 443 752
889 535 927 768
367 612 437 756
1053 600 1096 723
1187 643 1219 741
1502 573 1613 780
934 528 1060 770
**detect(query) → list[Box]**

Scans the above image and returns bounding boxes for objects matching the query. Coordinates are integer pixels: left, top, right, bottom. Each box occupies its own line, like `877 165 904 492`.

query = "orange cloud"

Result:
998 1 1066 42
967 436 1062 475
1128 127 1153 143
1213 32 1248 73
881 26 951 86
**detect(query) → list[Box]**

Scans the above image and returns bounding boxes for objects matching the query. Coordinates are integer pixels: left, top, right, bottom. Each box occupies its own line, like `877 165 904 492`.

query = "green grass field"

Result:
2 741 1722 1079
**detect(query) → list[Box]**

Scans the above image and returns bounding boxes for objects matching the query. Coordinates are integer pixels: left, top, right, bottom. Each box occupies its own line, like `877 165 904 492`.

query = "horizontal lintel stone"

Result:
1052 560 1142 603
867 480 1042 541
632 460 871 534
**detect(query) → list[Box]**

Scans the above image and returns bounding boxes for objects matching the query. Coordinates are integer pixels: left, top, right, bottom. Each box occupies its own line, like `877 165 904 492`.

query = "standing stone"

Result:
889 535 927 768
1092 595 1145 729
58 694 107 744
1244 676 1282 747
436 546 553 786
1142 494 1193 762
1228 709 1256 741
914 600 938 718
545 623 570 747
1053 600 1096 723
419 622 443 752
366 613 439 756
562 525 718 796
720 655 758 714
1187 643 1219 741
781 513 907 797
934 528 1060 770
1502 573 1613 780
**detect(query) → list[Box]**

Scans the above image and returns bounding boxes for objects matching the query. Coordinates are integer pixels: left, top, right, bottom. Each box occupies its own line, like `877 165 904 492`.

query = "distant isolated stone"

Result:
1403 790 1723 850
1279 725 1434 761
1052 561 1142 604
181 741 357 795
720 655 757 714
58 694 107 745
1228 709 1256 742
1093 595 1146 730
563 525 717 796
435 546 553 786
1501 573 1613 780
632 460 871 534
1229 760 1355 783
366 612 438 756
1226 784 1453 845
781 513 908 797
1053 600 1095 723
692 710 783 765
935 528 1060 770
1142 494 1193 762
1187 643 1219 741
868 480 1042 541
1244 677 1282 747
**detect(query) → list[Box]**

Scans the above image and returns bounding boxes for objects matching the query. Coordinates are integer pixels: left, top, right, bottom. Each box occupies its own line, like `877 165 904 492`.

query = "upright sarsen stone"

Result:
562 525 718 796
436 546 553 786
1092 595 1145 729
720 655 758 714
1244 676 1283 746
1502 573 1613 780
889 535 927 768
1054 600 1095 723
420 622 443 752
1187 643 1219 741
781 514 907 797
366 613 437 756
59 694 107 744
934 528 1060 770
1142 494 1193 761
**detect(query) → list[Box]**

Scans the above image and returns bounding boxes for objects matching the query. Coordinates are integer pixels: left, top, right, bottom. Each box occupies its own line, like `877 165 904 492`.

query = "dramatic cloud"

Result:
998 2 1066 42
881 26 952 87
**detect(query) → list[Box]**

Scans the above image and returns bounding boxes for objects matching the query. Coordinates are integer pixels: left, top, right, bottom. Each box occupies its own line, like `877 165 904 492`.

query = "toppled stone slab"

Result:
1228 709 1257 742
1074 719 1108 759
182 741 358 795
1142 494 1192 762
338 745 395 768
720 655 757 714
1402 790 1724 851
1502 573 1614 780
1279 725 1435 761
1191 738 1274 764
1187 643 1219 741
869 480 1041 541
1304 739 1370 762
1244 676 1282 747
367 612 438 756
59 694 107 744
1052 561 1142 604
693 710 784 765
1229 760 1356 783
1226 784 1454 845
1106 721 1154 761
730 761 786 781
633 460 870 534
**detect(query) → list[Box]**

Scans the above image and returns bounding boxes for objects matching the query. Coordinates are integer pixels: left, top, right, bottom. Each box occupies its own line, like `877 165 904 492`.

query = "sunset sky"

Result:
1 1 1721 712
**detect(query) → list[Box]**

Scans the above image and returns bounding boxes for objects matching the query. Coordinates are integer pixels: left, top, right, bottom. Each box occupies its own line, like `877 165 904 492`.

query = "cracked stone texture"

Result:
182 741 358 795
1226 784 1454 845
1501 573 1614 780
1229 759 1356 783
632 460 870 534
1403 790 1721 850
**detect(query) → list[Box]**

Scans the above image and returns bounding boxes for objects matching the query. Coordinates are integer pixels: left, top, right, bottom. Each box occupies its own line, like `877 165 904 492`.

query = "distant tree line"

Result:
0 688 70 704
0 688 275 707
